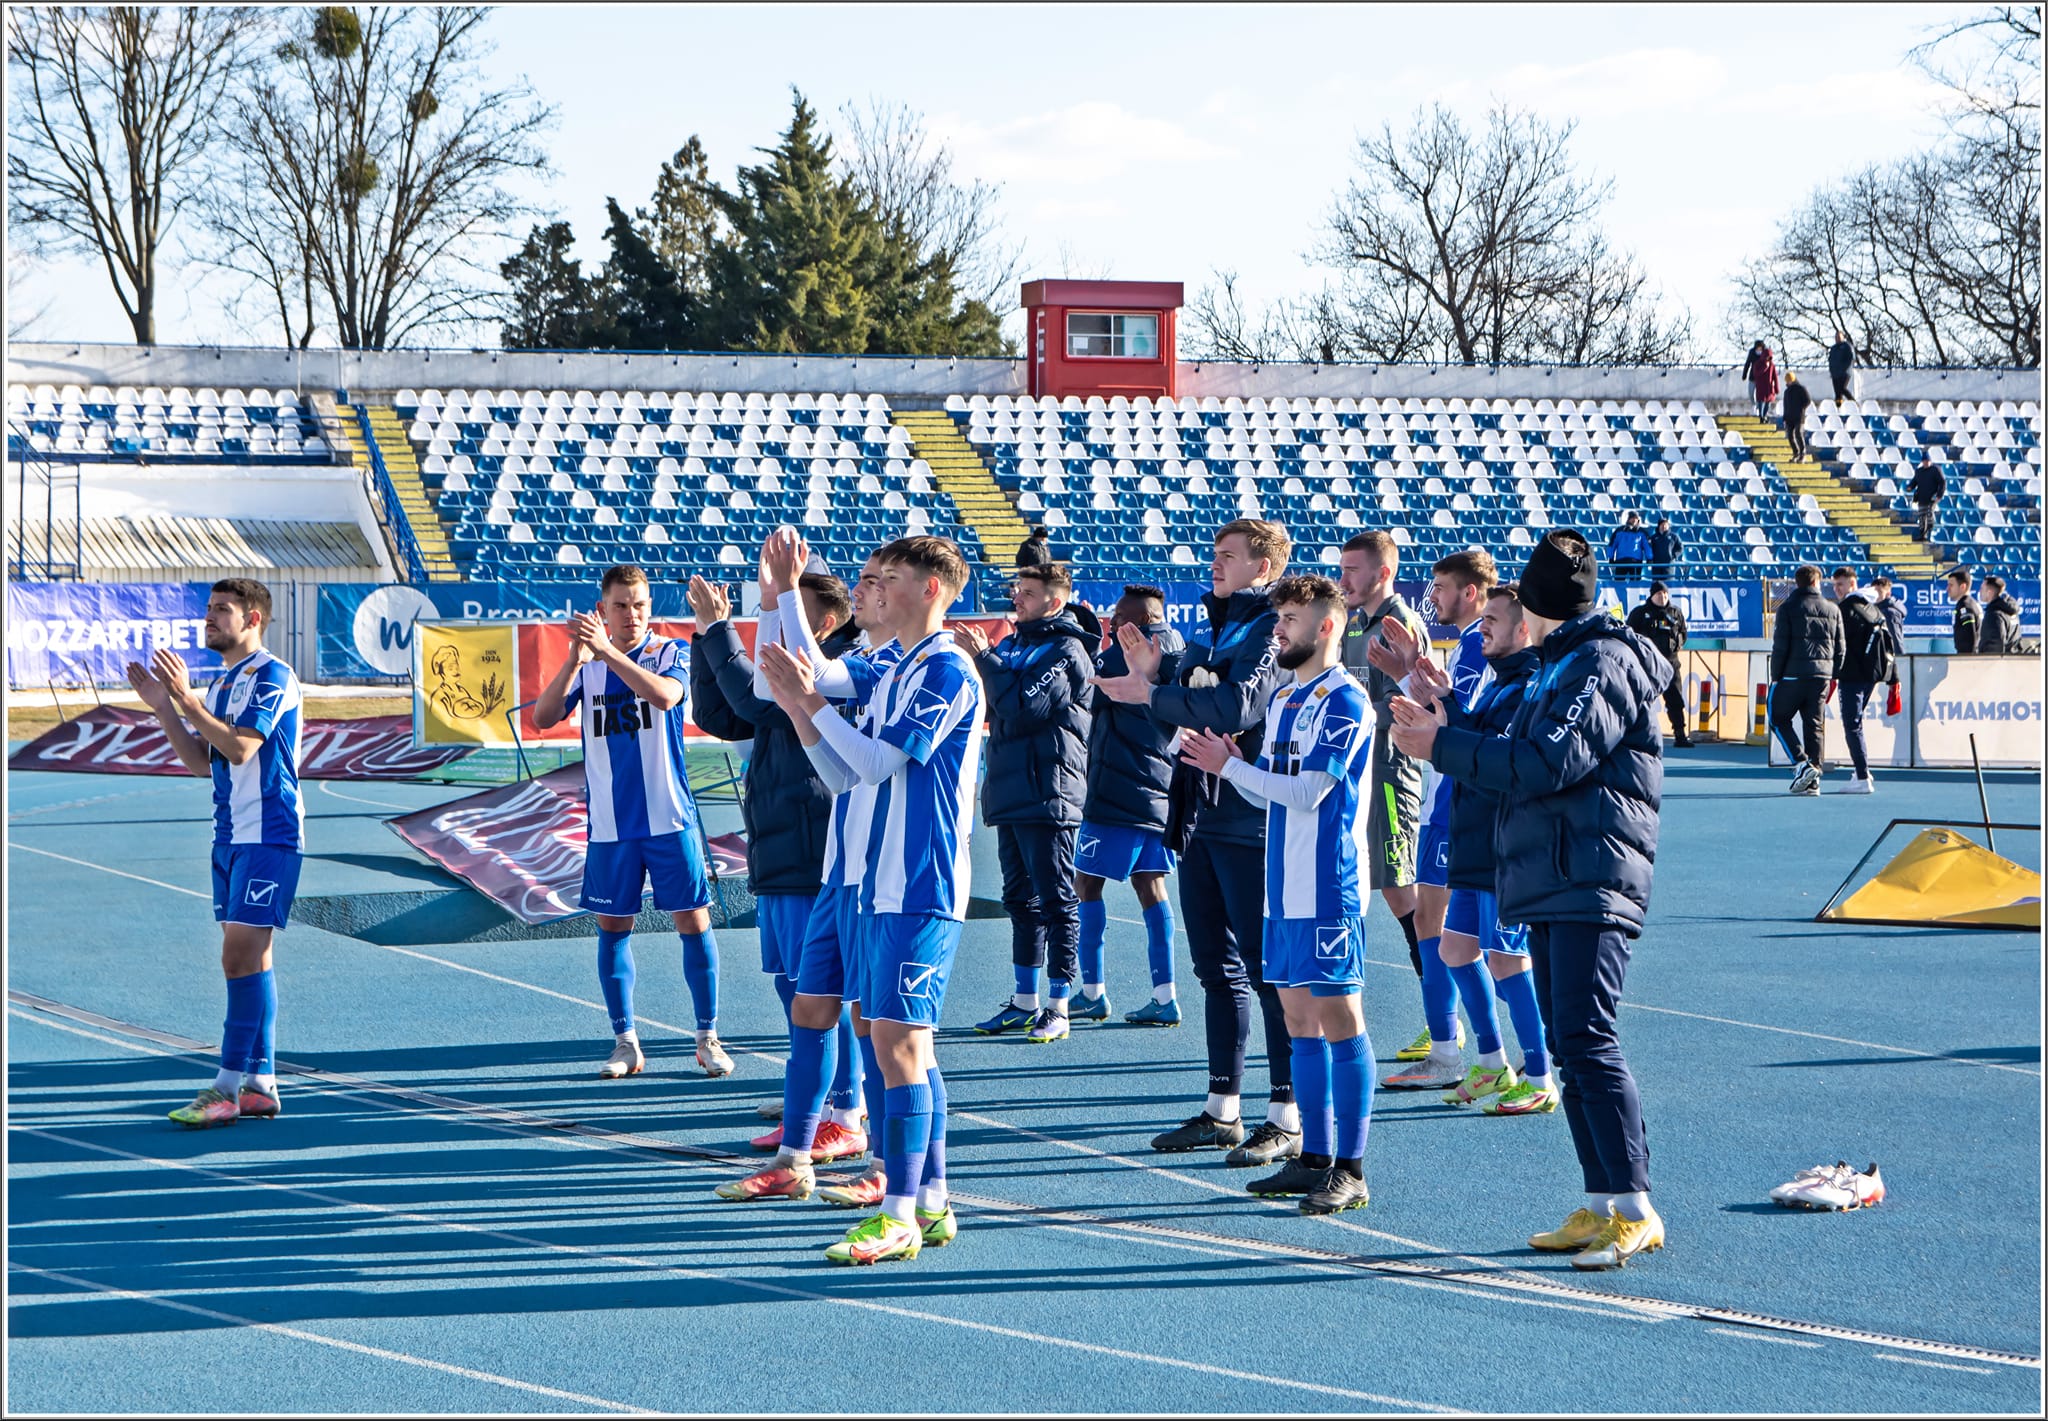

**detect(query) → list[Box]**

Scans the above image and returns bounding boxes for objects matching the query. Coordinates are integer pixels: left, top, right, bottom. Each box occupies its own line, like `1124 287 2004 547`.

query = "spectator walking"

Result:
1015 526 1052 568
1832 570 1893 795
1742 341 1780 421
1606 512 1652 580
1625 582 1692 747
1946 568 1982 653
1870 575 1908 715
1909 463 1946 543
1782 373 1813 463
1769 565 1846 795
1827 330 1857 404
1979 575 2021 654
1648 518 1683 581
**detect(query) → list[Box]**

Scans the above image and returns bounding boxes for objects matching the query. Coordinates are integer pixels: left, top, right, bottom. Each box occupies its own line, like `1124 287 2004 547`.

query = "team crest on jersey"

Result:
1316 924 1350 959
899 963 939 999
228 674 256 713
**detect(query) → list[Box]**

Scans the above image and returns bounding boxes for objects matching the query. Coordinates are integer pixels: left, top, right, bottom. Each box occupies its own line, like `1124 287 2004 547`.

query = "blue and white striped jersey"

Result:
563 636 696 843
855 630 985 919
208 650 305 849
1421 620 1494 830
820 639 903 891
1258 665 1374 919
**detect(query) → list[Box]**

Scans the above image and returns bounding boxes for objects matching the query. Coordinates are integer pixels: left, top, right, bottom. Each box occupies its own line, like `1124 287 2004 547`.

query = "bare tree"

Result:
1184 270 1353 364
7 6 259 344
202 7 553 348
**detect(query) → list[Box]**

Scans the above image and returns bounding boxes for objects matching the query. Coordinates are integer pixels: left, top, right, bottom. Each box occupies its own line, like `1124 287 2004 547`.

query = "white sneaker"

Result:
598 1039 645 1079
1842 775 1874 795
696 1034 735 1077
1789 763 1819 794
1776 1161 1885 1211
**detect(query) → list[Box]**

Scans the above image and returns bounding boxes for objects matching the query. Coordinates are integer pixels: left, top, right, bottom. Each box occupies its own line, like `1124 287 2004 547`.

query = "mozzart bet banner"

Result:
7 582 222 686
385 765 748 923
8 706 474 779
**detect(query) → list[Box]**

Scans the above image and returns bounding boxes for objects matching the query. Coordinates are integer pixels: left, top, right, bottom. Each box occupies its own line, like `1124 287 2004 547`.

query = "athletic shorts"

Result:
211 844 302 929
1366 733 1425 890
1262 915 1366 989
857 912 963 1028
1442 889 1531 957
580 830 712 916
794 885 861 1002
1074 820 1176 881
756 892 817 977
1416 815 1452 889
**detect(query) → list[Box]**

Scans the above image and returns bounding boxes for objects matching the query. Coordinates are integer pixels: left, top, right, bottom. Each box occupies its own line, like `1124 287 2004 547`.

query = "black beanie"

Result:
1520 530 1599 620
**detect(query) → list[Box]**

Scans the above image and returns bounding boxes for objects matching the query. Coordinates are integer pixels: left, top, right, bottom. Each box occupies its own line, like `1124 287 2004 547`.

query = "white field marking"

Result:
1391 1274 1671 1323
8 841 210 897
7 1262 650 1413
315 780 411 811
1706 1325 1823 1349
7 783 184 820
7 1125 1459 1415
1876 1353 1997 1376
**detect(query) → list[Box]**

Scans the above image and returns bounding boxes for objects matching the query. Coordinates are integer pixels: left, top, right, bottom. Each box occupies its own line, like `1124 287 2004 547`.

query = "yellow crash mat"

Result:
1825 828 2042 928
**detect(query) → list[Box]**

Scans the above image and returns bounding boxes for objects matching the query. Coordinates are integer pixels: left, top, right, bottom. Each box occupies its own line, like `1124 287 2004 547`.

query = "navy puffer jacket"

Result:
1083 620 1186 833
1429 612 1667 932
690 618 862 897
1440 646 1540 894
1147 587 1282 847
975 608 1096 826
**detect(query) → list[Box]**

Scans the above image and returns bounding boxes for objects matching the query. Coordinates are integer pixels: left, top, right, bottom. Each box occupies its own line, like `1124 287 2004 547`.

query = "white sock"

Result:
1267 1099 1301 1132
1428 1042 1464 1066
827 1105 863 1128
695 1027 716 1044
1612 1190 1655 1222
1012 993 1039 1011
213 1069 239 1095
881 1193 917 1224
1081 983 1104 1000
1589 1192 1618 1216
245 1073 277 1095
1524 1069 1553 1089
777 1148 812 1168
1204 1092 1242 1122
1479 1049 1508 1069
1154 984 1176 1004
916 1183 948 1214
616 1030 639 1047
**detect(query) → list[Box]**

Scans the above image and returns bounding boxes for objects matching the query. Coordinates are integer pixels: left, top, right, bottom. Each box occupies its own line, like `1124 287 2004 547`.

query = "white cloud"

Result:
934 101 1235 186
1434 48 1733 120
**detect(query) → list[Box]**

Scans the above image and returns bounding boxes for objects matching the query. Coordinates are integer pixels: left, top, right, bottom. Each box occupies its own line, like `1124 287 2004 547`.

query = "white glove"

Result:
1186 667 1220 690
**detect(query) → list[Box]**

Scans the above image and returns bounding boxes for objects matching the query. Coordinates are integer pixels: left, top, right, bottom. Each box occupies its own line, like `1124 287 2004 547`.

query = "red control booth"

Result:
1023 279 1183 402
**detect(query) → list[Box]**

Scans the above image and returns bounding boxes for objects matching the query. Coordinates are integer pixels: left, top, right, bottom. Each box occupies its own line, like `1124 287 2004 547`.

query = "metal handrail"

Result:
351 404 429 585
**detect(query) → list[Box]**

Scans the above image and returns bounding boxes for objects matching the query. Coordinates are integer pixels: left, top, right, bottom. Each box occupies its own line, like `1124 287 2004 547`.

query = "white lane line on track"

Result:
1706 1325 1823 1349
8 783 184 821
8 841 210 898
316 781 413 811
7 1124 1459 1415
1875 1353 1997 1376
6 1262 650 1413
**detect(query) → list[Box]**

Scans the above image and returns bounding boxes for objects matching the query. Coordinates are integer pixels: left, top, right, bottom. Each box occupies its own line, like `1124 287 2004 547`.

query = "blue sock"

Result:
1142 900 1177 987
921 1066 948 1187
250 969 276 1077
1330 1033 1372 1160
858 1033 886 1134
829 1006 861 1111
1449 960 1502 1056
679 930 719 1031
596 929 635 1035
780 1025 834 1154
1013 963 1039 1000
883 1083 934 1200
1419 935 1458 1044
222 973 265 1077
1290 1036 1334 1158
770 972 797 1022
1048 975 1072 1003
1492 964 1550 1078
1078 900 1107 987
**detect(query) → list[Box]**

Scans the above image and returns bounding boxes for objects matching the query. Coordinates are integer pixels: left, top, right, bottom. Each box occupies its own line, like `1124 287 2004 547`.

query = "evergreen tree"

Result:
637 135 725 302
500 220 598 348
594 196 696 349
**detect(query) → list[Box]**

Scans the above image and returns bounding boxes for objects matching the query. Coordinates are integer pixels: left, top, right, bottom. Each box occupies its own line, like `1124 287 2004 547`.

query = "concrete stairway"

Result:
890 409 1030 564
357 403 460 582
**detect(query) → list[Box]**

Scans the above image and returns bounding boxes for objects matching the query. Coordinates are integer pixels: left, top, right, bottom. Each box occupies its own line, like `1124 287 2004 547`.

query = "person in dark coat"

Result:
1909 464 1947 543
1827 330 1857 404
1075 585 1187 1026
1015 526 1052 568
1978 574 2021 654
1647 518 1683 581
1606 512 1652 579
1094 518 1295 1164
957 561 1096 1043
1389 529 1669 1270
1782 373 1813 462
1625 582 1692 746
1831 569 1893 793
1946 568 1982 653
1769 565 1846 793
1869 575 1908 679
1742 341 1780 421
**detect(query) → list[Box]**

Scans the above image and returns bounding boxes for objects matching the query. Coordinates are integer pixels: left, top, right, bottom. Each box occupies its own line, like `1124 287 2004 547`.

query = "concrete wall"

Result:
9 342 2037 405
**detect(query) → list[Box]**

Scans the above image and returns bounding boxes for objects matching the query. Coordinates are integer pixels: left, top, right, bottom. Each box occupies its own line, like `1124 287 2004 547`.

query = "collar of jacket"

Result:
1011 609 1094 646
1487 645 1542 684
1988 594 2020 614
1201 586 1272 631
821 622 862 660
1539 608 1625 662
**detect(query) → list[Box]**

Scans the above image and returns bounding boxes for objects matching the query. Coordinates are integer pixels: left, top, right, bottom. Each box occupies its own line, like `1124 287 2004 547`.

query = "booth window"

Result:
1067 312 1158 359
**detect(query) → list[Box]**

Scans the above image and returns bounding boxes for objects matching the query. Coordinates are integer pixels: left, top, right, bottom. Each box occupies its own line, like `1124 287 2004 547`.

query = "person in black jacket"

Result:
1095 517 1295 1164
1075 585 1187 1027
957 562 1096 1043
1831 569 1893 794
1782 373 1813 463
1647 518 1682 581
1827 330 1857 404
1390 529 1669 1271
1015 526 1052 568
1770 565 1846 794
1869 575 1908 682
1978 574 2021 654
1625 583 1692 747
1946 568 1982 653
1910 464 1946 543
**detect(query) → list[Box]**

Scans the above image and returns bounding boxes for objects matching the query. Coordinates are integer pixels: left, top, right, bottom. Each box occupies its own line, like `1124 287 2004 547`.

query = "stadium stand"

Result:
8 515 379 583
7 382 334 462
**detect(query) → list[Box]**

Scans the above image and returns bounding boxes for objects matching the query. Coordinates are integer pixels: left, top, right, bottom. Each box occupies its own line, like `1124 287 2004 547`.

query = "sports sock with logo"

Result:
1077 899 1107 989
1419 935 1459 1045
679 930 719 1032
1047 977 1072 1006
780 1025 834 1158
829 1005 862 1113
882 1082 933 1224
1143 900 1177 990
1012 962 1039 1009
918 1066 948 1212
1448 960 1502 1056
595 929 635 1036
1330 1032 1372 1162
248 968 277 1079
1491 963 1549 1078
217 971 265 1096
1289 1037 1334 1159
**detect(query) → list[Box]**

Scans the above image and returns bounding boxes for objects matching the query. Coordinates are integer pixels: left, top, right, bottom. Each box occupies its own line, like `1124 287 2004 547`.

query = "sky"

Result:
9 2 1985 362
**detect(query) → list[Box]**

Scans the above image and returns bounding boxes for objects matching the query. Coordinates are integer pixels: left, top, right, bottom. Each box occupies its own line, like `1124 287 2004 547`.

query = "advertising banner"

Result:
8 705 474 779
1911 655 2044 767
1898 578 2040 638
317 581 710 679
414 623 520 745
6 582 219 687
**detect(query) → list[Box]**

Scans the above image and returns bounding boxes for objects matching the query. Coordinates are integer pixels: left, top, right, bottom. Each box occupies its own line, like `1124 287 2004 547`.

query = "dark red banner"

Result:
8 707 474 779
385 765 748 924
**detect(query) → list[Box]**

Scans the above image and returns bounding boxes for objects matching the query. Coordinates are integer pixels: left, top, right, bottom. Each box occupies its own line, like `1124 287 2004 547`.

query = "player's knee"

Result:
792 994 840 1031
1131 873 1167 907
672 908 710 935
1076 874 1105 902
595 913 637 934
1486 950 1531 979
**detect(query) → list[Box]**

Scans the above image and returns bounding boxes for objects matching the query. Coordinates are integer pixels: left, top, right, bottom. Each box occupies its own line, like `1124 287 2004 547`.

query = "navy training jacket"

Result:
1083 620 1186 834
974 608 1097 827
1146 587 1282 848
1439 645 1540 895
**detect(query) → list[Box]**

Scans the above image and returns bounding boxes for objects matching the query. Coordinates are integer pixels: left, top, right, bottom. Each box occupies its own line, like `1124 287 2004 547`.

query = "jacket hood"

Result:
1988 593 2021 615
1544 609 1669 691
821 622 862 659
1487 645 1541 686
1013 608 1097 647
1068 601 1104 640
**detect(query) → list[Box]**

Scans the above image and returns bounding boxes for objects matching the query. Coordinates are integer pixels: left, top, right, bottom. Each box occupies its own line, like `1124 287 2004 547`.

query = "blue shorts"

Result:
857 913 962 1028
1074 820 1176 881
580 831 712 916
1417 817 1452 888
1442 889 1531 957
211 844 302 930
756 893 817 976
794 885 861 1002
1263 915 1365 989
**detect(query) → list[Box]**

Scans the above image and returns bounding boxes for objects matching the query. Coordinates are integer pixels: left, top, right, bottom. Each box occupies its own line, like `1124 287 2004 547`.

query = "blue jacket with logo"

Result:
1082 620 1186 834
974 608 1096 827
1429 611 1667 932
1440 645 1540 895
1147 587 1282 848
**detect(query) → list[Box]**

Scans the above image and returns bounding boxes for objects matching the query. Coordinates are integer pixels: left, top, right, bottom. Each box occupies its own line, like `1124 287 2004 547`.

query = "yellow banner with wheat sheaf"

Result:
414 622 519 745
